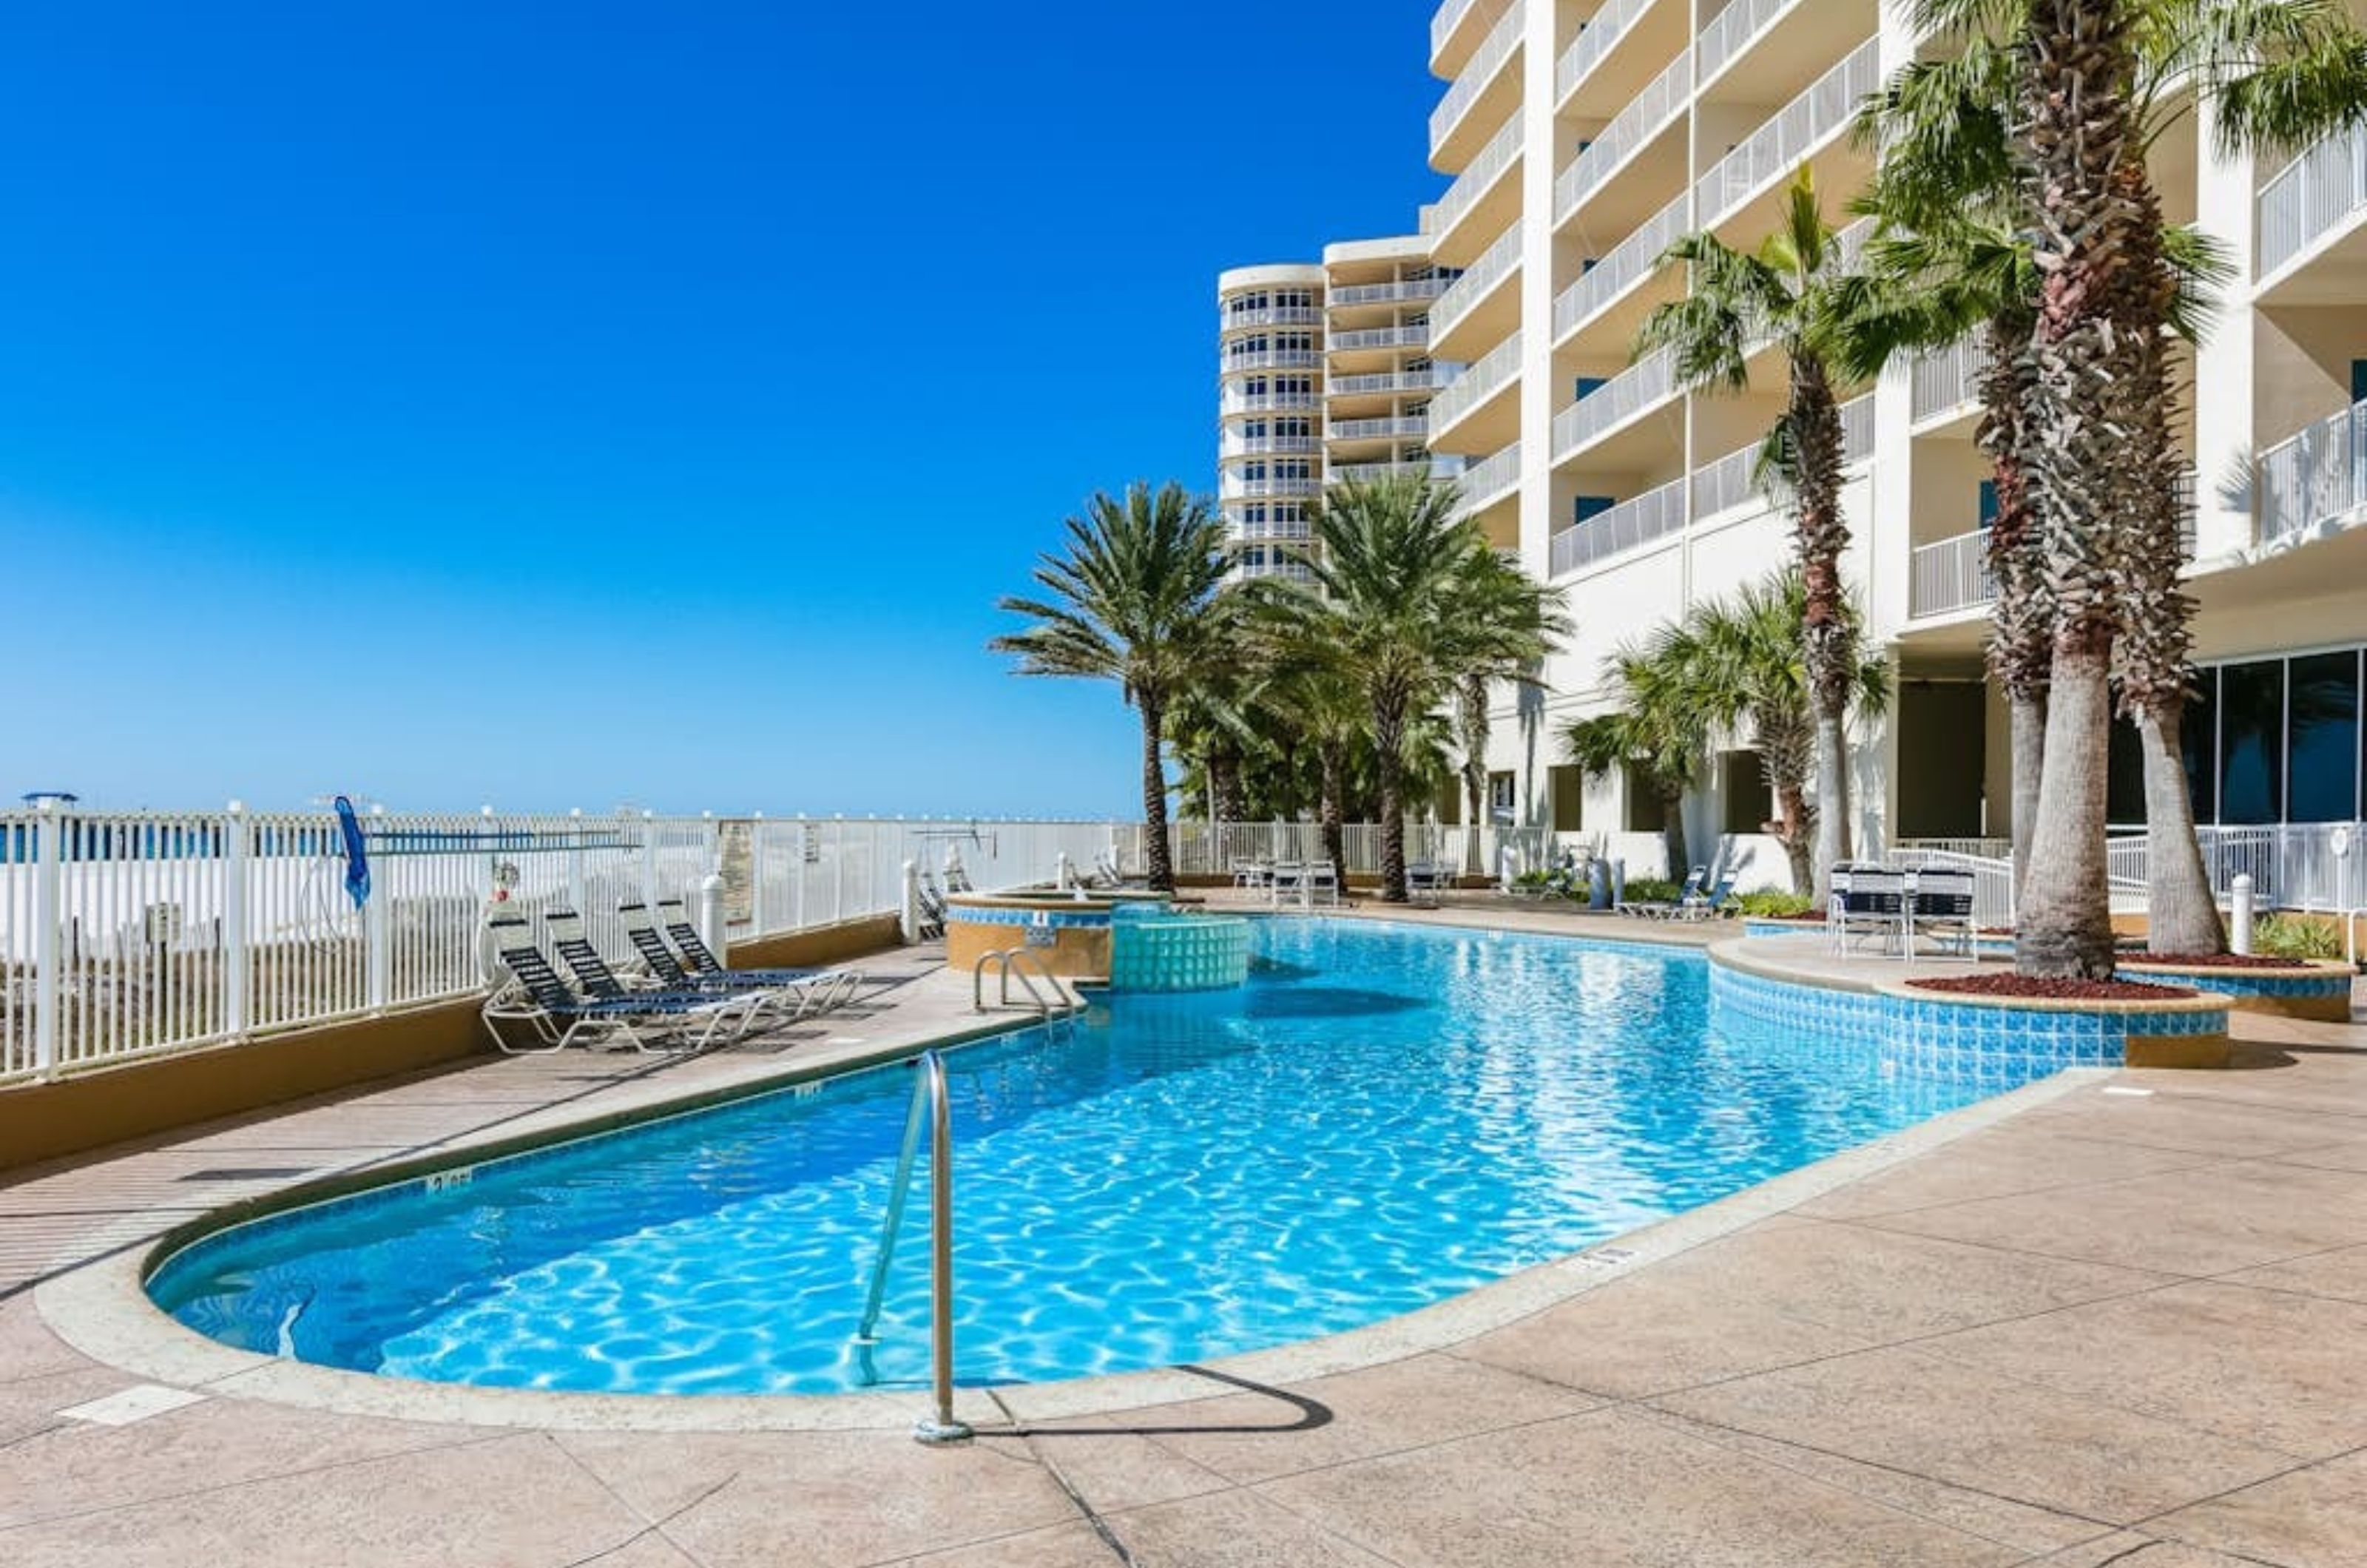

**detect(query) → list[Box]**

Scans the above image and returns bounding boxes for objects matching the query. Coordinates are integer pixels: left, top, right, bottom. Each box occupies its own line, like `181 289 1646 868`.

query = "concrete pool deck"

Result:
2 914 2365 1565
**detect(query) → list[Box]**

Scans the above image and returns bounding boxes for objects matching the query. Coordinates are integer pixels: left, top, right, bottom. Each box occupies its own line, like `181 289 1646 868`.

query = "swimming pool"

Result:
149 919 2025 1396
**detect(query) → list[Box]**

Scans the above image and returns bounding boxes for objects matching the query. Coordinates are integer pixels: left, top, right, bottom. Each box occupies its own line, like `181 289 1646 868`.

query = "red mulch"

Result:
1906 973 2198 1001
2121 951 2312 970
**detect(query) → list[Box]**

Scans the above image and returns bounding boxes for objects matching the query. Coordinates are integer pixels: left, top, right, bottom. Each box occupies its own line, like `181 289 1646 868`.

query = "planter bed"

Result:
2116 956 2354 1022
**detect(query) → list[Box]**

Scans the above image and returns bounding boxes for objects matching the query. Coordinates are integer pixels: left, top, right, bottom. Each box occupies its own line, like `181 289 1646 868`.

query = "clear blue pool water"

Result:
150 918 2015 1395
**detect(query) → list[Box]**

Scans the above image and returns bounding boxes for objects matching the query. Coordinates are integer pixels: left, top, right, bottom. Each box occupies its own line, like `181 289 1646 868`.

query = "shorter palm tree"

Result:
1446 546 1571 875
990 481 1232 893
1564 648 1709 882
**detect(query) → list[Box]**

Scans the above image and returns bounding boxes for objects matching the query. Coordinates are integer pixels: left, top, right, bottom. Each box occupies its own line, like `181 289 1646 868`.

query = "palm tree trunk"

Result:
1459 673 1490 877
2137 703 2224 954
1756 709 1816 896
1789 359 1854 902
1138 692 1175 893
1320 740 1348 896
1374 697 1410 903
2009 691 2047 896
2017 639 2118 976
1776 779 1814 896
1810 711 1849 902
1660 783 1689 885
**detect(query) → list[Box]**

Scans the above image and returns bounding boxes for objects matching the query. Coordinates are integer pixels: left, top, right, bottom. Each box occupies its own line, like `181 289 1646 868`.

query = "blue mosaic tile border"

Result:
948 905 1118 930
2120 968 2349 999
1110 917 1252 991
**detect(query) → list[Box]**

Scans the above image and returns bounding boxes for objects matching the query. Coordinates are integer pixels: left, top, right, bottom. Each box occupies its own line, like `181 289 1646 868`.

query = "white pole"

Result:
222 801 249 1038
749 812 769 936
2231 873 2256 955
900 858 921 944
699 873 730 965
365 803 391 1011
33 799 63 1078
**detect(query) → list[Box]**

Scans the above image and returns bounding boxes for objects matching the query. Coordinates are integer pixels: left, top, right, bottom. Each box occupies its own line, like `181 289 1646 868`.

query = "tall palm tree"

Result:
1680 572 1891 896
990 481 1232 893
1639 168 1866 902
1564 646 1709 882
1883 0 2367 971
1294 471 1497 903
1444 547 1573 876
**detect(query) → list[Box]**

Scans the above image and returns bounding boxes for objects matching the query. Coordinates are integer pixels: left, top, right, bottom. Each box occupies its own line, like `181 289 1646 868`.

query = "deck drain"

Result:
59 1385 207 1427
177 1166 314 1183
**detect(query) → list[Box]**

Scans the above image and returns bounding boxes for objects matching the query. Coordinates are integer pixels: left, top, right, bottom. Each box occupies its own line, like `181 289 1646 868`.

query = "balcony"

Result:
1431 113 1524 262
1331 460 1435 484
1554 48 1691 226
1428 331 1522 441
2260 395 2367 544
1429 225 1521 358
1550 192 1685 347
1330 368 1442 396
1328 415 1430 442
1453 442 1522 514
1431 0 1515 78
1223 349 1323 374
1691 393 1874 519
1220 305 1323 333
1220 434 1320 460
1550 476 1688 575
1431 1 1525 168
1555 0 1661 112
1331 325 1431 352
1230 519 1314 544
1910 474 2195 618
1222 391 1322 416
1235 558 1318 584
1910 337 1988 426
1693 38 1879 227
1330 277 1453 308
2258 124 2367 280
1227 476 1320 500
1551 348 1677 461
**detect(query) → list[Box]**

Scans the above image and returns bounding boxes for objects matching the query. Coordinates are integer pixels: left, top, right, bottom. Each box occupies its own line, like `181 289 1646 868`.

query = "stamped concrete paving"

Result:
1 917 2363 1566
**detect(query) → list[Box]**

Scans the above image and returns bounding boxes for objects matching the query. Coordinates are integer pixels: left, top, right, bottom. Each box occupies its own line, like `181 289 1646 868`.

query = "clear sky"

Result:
0 1 1440 816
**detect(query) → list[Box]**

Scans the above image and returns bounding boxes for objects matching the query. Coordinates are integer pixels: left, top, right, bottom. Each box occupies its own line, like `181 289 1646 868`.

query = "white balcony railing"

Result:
1330 368 1443 396
1694 39 1879 223
1431 0 1526 156
1430 225 1522 340
1550 476 1689 574
1911 473 2196 618
1328 415 1430 441
1551 192 1686 342
2260 395 2367 544
1432 113 1524 239
1330 460 1435 484
1432 0 1513 67
1554 0 1653 104
1552 347 1677 459
1689 393 1875 518
2258 124 2367 279
1220 305 1323 333
1698 0 1794 82
1910 337 1988 424
1220 435 1320 460
1453 442 1523 512
1555 47 1692 222
1331 276 1455 307
1429 331 1523 433
1223 349 1323 374
1221 391 1322 416
1331 325 1431 352
1231 520 1314 543
1228 476 1321 499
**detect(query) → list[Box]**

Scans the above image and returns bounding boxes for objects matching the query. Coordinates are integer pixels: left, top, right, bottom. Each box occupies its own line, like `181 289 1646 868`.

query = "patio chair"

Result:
1672 873 1739 922
1304 860 1342 907
612 905 858 1019
1232 857 1272 889
1406 861 1451 896
1908 867 1977 956
480 915 762 1054
1618 866 1705 919
1829 865 1908 956
649 899 866 1013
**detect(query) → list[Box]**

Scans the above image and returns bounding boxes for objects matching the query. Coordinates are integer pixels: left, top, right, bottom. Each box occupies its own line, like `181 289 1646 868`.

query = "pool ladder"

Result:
854 1048 972 1446
971 947 1074 1024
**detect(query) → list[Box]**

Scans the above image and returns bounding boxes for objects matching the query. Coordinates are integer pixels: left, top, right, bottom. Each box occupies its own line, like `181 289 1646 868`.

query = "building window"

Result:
1623 766 1667 833
2218 658 2286 825
1720 751 1774 835
2289 649 2362 822
1488 773 1516 816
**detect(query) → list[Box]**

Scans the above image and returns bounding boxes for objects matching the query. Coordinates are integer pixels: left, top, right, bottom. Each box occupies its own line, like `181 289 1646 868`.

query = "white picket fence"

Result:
1144 820 1555 879
0 805 1123 1086
2107 822 2367 914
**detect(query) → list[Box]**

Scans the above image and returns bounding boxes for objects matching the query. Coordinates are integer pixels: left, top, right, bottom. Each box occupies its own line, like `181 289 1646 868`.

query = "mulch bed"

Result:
2120 951 2316 970
1906 973 2198 1001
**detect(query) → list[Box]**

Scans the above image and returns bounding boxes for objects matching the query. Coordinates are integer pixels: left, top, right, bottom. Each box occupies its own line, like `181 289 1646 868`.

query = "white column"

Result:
2193 96 2258 560
33 799 63 1078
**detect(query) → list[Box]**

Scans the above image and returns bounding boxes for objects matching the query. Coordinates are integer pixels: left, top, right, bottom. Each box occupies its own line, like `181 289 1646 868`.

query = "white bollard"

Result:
699 873 730 964
2230 873 2255 955
899 859 921 944
1057 851 1076 891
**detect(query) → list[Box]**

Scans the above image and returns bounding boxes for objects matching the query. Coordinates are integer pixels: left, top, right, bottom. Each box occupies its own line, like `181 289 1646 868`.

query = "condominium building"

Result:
1217 239 1460 581
1220 0 2367 887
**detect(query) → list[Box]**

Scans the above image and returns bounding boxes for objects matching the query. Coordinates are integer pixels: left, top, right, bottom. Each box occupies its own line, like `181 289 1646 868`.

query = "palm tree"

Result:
1681 572 1891 896
1638 168 1866 902
1881 0 2367 972
1444 546 1573 876
990 481 1232 893
1295 472 1497 903
1564 646 1708 882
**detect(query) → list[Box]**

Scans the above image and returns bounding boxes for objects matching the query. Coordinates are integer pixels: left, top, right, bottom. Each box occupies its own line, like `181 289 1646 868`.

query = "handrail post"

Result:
914 1051 972 1444
221 802 249 1038
33 799 62 1079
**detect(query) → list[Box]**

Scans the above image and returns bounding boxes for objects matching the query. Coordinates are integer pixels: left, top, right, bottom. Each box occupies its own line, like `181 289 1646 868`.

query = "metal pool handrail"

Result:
854 1050 972 1445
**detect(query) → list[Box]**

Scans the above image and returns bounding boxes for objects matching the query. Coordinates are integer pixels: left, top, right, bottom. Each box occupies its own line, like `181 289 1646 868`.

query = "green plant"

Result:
1621 877 1682 904
1736 890 1816 919
2253 914 2341 962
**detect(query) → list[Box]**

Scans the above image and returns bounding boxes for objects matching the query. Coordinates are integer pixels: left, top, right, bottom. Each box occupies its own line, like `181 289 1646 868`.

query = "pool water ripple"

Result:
152 919 2008 1394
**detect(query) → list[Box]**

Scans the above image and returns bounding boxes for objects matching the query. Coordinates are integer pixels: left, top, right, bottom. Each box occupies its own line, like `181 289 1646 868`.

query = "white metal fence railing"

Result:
0 807 1122 1087
2258 394 2367 545
1556 47 1692 222
1692 393 1874 520
1887 847 2019 933
1433 113 1525 237
1552 193 1686 342
1698 0 1794 81
1552 346 1676 458
1330 276 1452 307
1154 821 1554 882
1431 0 1526 154
1453 442 1523 513
1330 368 1443 396
1431 225 1522 342
2107 822 2367 913
1911 472 2197 618
1332 325 1431 352
1432 0 1511 65
1911 337 1988 424
1694 40 1878 223
2258 124 2367 279
1556 0 1652 103
1550 476 1689 575
1430 331 1523 434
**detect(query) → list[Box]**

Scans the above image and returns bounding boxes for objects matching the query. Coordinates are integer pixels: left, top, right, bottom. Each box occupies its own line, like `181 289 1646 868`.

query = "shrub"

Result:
2253 913 2342 962
1621 876 1681 903
1736 890 1815 919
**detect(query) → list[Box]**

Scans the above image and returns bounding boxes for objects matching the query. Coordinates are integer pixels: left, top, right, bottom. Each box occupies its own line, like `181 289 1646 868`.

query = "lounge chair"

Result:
1908 867 1977 956
480 915 763 1053
1829 865 1908 955
1672 874 1739 922
618 902 860 1016
651 898 866 1011
1406 862 1452 896
1618 866 1705 919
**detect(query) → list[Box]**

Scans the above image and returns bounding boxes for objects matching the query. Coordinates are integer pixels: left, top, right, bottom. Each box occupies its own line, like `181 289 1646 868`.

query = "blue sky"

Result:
0 2 1439 816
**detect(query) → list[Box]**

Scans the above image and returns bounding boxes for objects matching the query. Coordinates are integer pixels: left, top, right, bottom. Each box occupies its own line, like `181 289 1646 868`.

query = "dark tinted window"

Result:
2218 660 2284 825
2289 650 2361 822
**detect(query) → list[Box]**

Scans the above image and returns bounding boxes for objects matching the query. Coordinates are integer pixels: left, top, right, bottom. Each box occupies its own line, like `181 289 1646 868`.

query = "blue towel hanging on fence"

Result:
334 795 371 908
